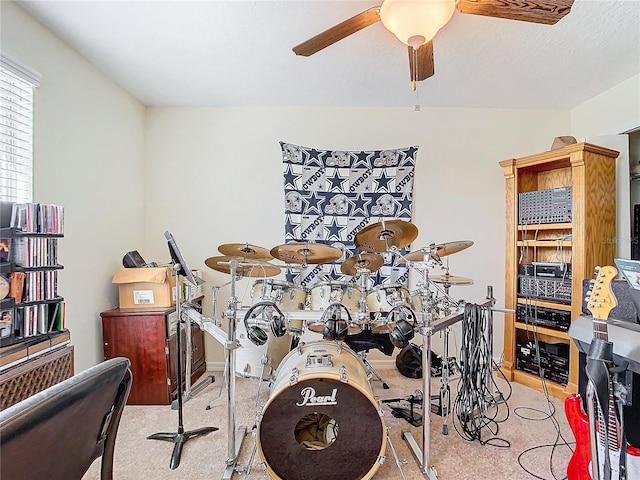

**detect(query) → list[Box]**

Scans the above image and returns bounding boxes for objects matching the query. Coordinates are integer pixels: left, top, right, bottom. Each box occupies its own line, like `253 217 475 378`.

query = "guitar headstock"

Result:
586 265 618 321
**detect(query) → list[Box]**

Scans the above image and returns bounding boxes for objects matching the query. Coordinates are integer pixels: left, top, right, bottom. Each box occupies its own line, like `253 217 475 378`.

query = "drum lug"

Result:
378 455 386 465
339 365 349 383
289 367 299 385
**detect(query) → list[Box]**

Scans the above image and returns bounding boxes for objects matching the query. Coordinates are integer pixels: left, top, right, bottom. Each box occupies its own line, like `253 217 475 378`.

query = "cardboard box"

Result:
112 267 176 309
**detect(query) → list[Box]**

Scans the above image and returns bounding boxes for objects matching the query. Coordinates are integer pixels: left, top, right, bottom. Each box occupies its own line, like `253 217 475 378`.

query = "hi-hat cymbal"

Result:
340 253 384 276
204 255 281 277
270 242 342 265
217 243 273 261
354 219 418 253
430 274 474 285
404 240 474 262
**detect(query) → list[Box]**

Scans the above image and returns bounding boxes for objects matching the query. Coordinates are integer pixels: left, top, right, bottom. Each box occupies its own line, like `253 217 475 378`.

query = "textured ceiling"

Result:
14 0 640 109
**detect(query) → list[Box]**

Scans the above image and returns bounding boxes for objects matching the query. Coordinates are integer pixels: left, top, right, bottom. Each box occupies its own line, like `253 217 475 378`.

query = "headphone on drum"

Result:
243 301 287 346
388 303 416 349
321 302 352 342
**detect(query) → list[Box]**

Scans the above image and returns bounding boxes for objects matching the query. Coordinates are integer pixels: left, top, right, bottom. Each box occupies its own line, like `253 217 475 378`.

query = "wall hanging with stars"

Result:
281 141 417 290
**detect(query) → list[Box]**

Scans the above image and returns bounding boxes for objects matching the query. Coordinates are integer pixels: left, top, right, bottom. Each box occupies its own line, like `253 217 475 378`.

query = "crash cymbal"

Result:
270 242 342 265
354 219 418 253
433 240 474 257
340 253 384 276
430 274 474 285
404 240 474 262
217 243 273 261
204 255 280 277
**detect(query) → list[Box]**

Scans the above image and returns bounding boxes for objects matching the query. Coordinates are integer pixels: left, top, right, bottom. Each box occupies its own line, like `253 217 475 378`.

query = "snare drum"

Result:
251 279 307 333
308 282 362 334
257 340 386 480
235 318 291 380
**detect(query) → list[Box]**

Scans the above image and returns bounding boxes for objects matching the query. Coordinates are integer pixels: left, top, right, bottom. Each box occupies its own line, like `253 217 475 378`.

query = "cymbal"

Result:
204 255 281 277
217 243 273 261
270 242 342 265
354 219 418 253
404 240 474 262
340 253 384 276
430 274 474 285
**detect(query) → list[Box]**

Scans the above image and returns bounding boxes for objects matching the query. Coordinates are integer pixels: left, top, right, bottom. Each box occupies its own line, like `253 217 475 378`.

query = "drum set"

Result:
196 219 476 480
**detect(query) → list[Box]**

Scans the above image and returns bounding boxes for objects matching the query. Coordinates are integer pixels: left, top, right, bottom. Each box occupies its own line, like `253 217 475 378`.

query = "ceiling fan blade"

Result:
293 7 381 56
457 0 574 25
408 42 434 89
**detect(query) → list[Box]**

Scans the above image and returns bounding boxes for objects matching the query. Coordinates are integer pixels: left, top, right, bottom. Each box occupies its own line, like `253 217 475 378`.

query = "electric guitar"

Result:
565 266 640 480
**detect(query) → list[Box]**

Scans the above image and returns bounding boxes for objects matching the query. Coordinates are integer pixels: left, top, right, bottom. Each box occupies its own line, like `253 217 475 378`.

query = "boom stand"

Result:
148 263 218 470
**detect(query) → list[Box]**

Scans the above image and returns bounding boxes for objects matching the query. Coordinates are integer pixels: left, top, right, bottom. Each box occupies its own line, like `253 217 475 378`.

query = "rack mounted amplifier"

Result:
518 275 572 304
516 304 571 331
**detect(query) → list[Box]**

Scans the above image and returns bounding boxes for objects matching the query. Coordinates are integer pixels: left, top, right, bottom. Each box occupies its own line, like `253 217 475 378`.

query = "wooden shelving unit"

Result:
499 142 619 399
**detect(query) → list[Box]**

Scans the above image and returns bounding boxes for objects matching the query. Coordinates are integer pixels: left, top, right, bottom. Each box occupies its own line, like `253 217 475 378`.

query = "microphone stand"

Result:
148 263 218 469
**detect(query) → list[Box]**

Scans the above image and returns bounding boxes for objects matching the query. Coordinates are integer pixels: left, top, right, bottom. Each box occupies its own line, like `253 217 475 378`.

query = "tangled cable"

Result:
453 302 511 447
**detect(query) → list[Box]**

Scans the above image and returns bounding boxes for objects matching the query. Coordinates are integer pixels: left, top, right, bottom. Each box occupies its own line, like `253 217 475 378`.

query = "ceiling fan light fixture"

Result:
379 0 456 48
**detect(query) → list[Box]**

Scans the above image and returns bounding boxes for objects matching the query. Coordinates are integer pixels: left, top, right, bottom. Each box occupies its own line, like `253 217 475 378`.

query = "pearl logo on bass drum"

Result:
296 387 338 407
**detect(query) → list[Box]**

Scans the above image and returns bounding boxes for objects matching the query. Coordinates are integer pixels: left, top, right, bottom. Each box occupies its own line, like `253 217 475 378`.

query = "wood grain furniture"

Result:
0 357 131 480
100 306 205 405
499 142 619 399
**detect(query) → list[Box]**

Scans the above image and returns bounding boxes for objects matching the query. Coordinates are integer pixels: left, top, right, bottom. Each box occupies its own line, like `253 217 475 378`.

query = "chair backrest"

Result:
0 357 132 480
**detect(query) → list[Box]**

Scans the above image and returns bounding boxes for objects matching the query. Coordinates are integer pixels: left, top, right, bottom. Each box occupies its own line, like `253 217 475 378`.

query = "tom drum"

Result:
257 340 386 480
308 282 362 334
251 279 307 334
366 284 410 333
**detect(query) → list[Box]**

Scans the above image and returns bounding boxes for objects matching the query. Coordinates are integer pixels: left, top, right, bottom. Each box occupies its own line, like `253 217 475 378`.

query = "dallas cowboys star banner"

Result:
281 141 417 291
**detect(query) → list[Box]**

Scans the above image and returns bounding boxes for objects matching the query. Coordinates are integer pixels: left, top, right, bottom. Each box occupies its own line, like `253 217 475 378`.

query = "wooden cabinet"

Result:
100 306 206 405
499 142 619 399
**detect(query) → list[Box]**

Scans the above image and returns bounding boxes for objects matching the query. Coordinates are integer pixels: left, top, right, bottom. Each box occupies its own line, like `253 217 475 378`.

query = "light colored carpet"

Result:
83 356 574 480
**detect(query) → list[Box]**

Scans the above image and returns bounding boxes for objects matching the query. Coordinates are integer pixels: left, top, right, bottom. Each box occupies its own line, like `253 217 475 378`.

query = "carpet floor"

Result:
83 351 575 480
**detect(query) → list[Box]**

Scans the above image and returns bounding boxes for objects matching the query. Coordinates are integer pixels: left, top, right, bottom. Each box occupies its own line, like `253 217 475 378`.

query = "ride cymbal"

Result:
270 242 342 265
404 240 474 261
217 243 273 261
354 219 418 253
204 255 281 277
340 253 384 276
430 274 474 285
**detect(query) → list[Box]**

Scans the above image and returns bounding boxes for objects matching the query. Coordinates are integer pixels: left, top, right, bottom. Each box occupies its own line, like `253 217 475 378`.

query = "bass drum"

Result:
257 341 386 480
251 279 307 334
235 317 291 380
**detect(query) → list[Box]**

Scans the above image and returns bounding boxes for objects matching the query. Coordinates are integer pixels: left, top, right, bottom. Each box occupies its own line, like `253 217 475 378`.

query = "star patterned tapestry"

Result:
281 141 417 291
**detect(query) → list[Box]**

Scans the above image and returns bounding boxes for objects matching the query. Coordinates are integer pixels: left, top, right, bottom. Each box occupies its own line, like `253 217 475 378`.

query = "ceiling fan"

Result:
293 0 575 90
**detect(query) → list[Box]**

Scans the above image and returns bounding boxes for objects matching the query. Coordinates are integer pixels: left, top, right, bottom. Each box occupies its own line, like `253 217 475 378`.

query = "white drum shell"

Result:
235 318 291 380
366 284 410 312
251 279 307 333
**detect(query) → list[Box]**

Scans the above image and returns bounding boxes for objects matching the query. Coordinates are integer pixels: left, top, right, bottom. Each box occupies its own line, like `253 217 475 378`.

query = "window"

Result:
0 54 41 203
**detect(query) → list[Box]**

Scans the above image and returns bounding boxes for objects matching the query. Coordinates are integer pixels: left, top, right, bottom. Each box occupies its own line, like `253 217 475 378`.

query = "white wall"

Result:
143 107 570 366
1 1 147 372
5 0 637 373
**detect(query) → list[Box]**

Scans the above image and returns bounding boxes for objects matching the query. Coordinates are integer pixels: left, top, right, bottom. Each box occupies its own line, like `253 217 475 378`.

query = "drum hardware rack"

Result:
400 286 512 480
184 258 253 480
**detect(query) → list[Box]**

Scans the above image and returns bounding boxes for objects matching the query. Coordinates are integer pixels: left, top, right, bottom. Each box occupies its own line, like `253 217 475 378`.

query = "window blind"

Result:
0 54 41 203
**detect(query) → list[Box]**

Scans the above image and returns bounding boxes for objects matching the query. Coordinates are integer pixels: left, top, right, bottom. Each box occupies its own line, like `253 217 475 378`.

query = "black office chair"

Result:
0 357 132 480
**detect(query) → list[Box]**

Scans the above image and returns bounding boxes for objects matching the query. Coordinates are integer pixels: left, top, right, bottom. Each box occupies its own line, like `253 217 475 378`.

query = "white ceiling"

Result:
15 0 640 109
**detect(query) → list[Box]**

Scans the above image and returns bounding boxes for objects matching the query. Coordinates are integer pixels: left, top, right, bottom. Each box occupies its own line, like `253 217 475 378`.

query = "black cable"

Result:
453 303 510 447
